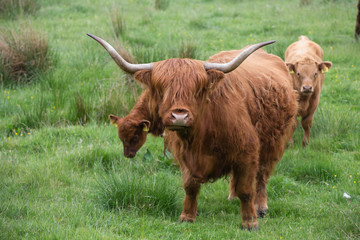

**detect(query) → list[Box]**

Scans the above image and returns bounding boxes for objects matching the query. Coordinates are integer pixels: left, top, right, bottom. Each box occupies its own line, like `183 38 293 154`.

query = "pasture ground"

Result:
1 0 359 239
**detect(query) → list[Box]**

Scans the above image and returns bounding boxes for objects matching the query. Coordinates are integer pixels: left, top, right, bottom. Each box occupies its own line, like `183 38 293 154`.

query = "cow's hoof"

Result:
228 191 237 200
180 214 196 223
257 209 267 218
241 222 259 231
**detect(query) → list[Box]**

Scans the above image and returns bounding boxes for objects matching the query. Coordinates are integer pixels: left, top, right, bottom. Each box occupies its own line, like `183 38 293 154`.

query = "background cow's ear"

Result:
286 63 296 74
318 61 332 73
206 69 225 89
134 70 152 88
109 114 120 126
140 120 151 132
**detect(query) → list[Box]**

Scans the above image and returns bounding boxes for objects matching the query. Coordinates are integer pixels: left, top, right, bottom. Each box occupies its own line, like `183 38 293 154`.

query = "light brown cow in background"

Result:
285 36 332 147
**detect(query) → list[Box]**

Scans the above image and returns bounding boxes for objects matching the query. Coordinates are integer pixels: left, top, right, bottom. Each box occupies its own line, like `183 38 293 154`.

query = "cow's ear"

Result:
318 61 332 73
134 70 152 88
286 63 296 74
109 114 120 126
140 120 151 132
206 69 225 89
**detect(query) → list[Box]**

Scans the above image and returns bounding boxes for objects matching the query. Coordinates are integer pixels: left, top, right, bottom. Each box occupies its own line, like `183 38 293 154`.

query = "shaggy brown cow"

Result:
88 34 298 230
356 0 360 41
285 36 332 147
109 90 164 158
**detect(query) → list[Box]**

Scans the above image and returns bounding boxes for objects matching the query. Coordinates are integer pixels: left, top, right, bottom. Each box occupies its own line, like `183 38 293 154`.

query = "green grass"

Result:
1 0 360 239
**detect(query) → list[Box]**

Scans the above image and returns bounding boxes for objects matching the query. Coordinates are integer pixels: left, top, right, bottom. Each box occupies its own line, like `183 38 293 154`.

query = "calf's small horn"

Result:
203 41 276 73
87 33 153 73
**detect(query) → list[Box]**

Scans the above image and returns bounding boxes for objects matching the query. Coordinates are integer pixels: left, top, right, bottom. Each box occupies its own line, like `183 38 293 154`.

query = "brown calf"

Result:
285 36 332 147
109 90 164 158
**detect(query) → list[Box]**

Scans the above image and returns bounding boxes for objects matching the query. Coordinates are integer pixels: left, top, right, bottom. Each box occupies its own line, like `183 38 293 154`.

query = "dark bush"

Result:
0 26 56 85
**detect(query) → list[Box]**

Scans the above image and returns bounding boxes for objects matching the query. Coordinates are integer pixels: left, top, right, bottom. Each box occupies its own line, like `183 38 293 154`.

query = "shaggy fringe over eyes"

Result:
152 58 209 105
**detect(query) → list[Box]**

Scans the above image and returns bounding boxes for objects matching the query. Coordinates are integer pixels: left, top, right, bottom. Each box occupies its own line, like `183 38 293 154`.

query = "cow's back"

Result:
285 36 324 63
208 49 297 150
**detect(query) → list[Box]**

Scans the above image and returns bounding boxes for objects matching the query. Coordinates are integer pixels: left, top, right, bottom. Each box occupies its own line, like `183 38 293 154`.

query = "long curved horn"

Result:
87 33 153 74
203 40 276 73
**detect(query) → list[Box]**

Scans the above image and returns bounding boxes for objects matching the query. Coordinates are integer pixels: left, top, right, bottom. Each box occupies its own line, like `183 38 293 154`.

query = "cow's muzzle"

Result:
301 85 313 94
171 112 189 126
123 148 137 158
165 109 191 130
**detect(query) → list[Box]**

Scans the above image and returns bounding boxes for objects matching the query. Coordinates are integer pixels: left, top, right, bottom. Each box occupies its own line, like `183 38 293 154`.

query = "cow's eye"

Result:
314 72 318 78
296 72 301 78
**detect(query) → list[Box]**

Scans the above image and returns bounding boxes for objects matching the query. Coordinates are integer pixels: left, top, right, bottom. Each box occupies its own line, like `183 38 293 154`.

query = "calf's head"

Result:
286 59 332 95
88 33 274 131
109 114 150 158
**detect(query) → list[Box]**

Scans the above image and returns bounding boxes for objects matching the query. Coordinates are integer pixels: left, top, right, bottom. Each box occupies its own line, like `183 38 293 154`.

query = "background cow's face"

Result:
109 115 150 158
287 61 332 95
134 59 224 131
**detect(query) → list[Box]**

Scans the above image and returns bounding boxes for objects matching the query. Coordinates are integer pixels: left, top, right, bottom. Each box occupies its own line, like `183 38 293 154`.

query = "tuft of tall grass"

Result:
154 0 170 10
94 169 179 216
110 8 126 38
0 26 56 85
0 0 38 19
132 45 176 63
93 72 142 122
179 40 197 59
299 0 311 6
74 92 89 125
114 41 137 64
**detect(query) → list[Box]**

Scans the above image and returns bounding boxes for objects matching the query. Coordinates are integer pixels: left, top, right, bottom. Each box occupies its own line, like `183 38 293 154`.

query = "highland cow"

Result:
88 34 297 230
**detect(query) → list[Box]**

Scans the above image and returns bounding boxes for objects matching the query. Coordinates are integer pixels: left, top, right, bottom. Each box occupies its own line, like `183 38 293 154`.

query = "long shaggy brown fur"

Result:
134 48 298 229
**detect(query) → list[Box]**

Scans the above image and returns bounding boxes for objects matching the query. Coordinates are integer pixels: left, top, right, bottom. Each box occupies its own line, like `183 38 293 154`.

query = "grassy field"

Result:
1 0 360 239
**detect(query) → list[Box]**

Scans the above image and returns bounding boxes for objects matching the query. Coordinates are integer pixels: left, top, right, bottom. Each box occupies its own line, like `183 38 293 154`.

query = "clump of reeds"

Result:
110 8 126 38
179 40 197 59
0 26 56 84
155 0 170 10
299 0 311 6
0 0 38 18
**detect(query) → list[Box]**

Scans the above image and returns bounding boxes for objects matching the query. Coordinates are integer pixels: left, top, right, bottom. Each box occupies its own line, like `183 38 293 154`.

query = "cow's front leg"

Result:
233 158 259 230
180 165 201 222
301 115 313 147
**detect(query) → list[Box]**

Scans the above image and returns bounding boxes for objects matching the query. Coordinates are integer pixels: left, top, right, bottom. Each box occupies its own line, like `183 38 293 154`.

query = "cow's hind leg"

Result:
233 156 259 230
255 143 286 217
179 164 201 222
